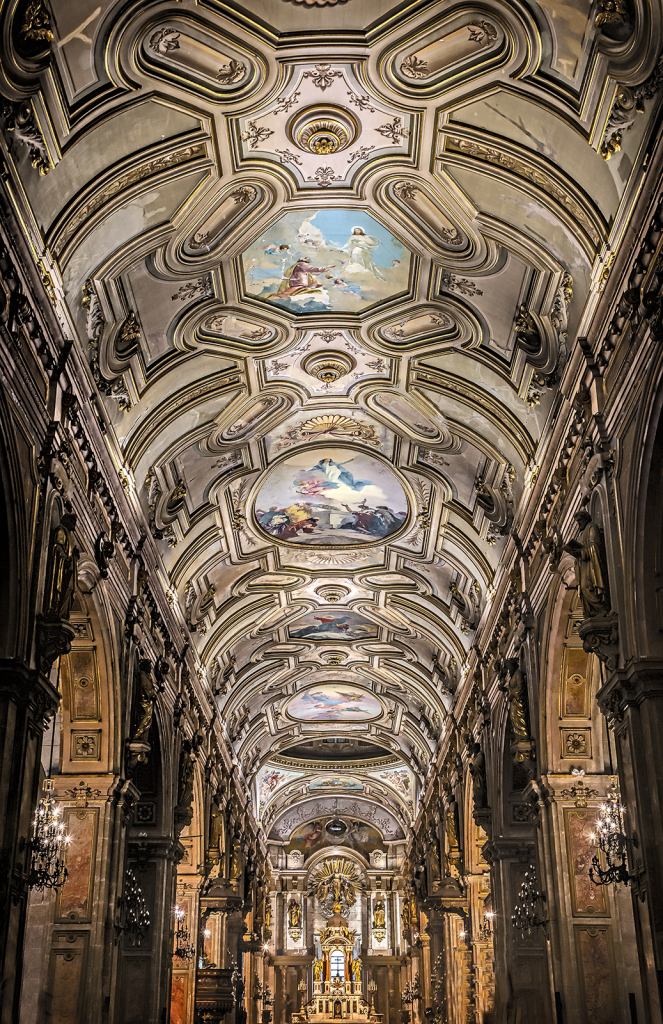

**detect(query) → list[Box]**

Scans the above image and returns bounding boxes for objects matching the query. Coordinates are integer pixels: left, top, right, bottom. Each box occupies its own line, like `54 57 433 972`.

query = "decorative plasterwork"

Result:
230 62 413 188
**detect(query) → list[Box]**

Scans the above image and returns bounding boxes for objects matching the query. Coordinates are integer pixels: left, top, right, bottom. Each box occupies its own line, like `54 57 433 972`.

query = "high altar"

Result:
292 904 381 1023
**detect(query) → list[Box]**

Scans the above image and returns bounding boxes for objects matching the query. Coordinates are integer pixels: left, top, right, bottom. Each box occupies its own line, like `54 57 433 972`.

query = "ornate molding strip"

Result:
444 135 602 250
51 143 207 258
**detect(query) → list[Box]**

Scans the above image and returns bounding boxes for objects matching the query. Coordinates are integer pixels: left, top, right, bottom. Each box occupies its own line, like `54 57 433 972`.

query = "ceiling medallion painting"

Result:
284 684 382 722
252 447 409 545
288 610 378 641
241 210 411 313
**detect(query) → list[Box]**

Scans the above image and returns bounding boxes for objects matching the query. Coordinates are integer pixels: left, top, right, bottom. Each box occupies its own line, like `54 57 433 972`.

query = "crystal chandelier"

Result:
27 780 71 890
511 863 547 935
116 868 150 945
589 776 633 886
173 904 196 960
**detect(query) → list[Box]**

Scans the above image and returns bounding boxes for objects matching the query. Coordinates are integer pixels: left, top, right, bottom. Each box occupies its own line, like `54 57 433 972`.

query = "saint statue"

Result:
351 957 362 982
373 899 386 929
445 796 459 851
42 517 78 622
469 741 488 810
563 509 611 619
288 899 302 929
506 659 530 743
132 660 156 744
314 958 324 982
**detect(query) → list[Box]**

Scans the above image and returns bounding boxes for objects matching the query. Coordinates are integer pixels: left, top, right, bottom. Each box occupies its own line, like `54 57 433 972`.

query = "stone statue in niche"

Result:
444 795 461 875
287 898 302 940
563 509 611 619
469 741 488 809
37 513 79 674
132 660 156 745
373 899 386 929
174 739 196 836
126 659 157 768
506 658 535 766
42 514 79 621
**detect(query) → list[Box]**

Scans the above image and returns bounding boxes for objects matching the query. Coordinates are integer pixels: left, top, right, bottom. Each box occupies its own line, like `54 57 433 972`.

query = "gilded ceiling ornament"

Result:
439 270 483 297
276 148 302 165
171 276 212 302
303 352 355 383
302 65 344 90
21 0 53 42
272 91 301 115
595 0 629 26
1 99 50 174
346 91 375 113
149 28 180 54
347 145 374 163
216 59 246 85
241 120 274 149
307 166 343 187
375 117 409 145
467 21 498 44
401 55 429 80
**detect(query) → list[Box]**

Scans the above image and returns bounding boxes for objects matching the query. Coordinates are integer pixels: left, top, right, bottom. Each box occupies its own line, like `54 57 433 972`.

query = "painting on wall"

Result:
378 767 412 798
285 815 384 860
241 209 411 313
288 610 378 642
308 778 364 791
256 766 303 808
285 683 382 723
253 447 409 546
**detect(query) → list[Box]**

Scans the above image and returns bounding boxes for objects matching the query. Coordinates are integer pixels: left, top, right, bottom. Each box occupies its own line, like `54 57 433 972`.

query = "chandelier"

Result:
511 863 547 935
173 904 196 960
589 776 634 887
116 868 150 945
27 780 71 890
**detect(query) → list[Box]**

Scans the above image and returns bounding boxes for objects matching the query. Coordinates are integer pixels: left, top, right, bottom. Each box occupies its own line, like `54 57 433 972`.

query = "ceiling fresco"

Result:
242 209 412 313
4 0 660 843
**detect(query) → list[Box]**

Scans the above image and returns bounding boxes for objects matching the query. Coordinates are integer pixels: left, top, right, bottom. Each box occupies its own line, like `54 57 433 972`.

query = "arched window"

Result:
330 950 345 979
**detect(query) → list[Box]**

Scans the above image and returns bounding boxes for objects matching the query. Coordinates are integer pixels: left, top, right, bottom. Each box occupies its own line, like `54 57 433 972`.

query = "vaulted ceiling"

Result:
4 0 659 840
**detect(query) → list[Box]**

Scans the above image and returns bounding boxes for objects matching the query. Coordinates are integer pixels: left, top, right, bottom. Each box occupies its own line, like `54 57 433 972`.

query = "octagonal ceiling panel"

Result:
241 209 411 313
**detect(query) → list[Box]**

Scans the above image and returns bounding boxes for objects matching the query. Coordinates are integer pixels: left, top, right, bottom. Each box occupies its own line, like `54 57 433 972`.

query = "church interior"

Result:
1 0 663 1022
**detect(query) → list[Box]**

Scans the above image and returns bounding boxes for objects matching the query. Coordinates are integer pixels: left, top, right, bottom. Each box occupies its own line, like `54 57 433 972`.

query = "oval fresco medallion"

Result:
252 447 409 546
285 683 382 723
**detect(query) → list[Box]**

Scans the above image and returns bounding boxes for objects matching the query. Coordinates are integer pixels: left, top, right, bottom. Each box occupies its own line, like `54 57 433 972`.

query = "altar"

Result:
291 903 381 1023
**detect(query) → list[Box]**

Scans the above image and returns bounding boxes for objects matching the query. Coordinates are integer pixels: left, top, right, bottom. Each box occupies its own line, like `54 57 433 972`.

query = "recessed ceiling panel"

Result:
285 684 382 722
241 209 411 313
252 447 409 545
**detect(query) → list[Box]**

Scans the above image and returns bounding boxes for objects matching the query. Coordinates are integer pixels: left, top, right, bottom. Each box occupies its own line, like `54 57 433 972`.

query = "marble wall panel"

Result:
57 807 98 922
564 808 608 917
575 925 616 1024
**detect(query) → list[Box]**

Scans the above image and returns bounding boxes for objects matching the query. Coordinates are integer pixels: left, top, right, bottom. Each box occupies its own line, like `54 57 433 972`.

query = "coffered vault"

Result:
2 0 661 826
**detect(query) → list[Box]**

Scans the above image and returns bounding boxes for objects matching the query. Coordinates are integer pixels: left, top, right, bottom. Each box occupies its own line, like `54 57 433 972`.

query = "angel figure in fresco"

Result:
340 226 386 281
308 456 370 491
267 256 336 301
